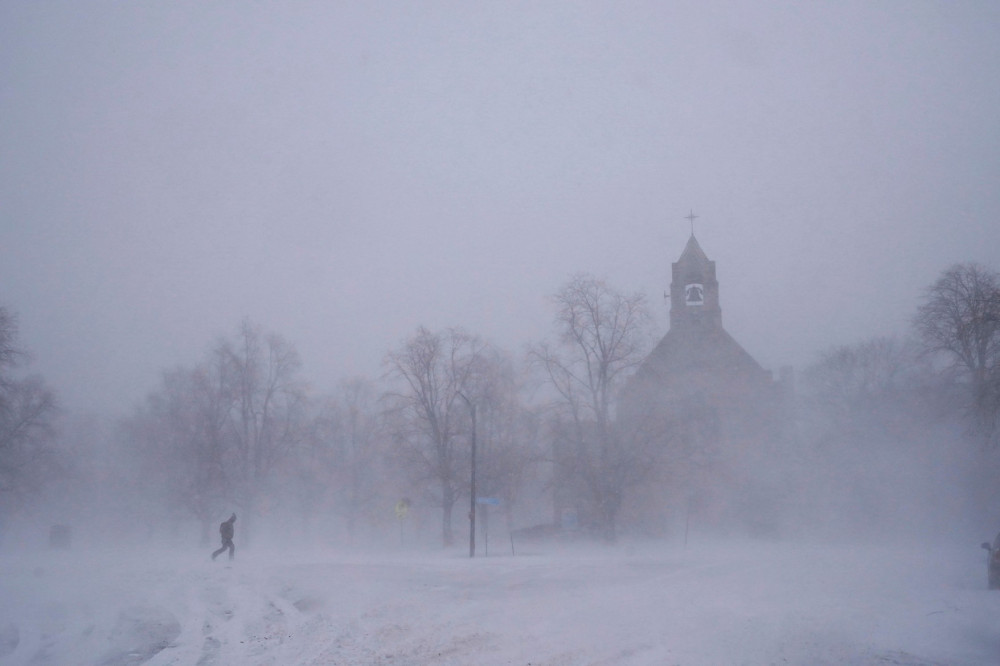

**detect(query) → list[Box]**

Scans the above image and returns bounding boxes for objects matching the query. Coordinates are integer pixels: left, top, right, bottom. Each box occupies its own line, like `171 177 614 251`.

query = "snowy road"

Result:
1 540 998 665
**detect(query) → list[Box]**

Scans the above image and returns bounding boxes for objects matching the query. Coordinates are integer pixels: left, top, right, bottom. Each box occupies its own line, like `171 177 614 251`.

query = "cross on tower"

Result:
684 210 699 236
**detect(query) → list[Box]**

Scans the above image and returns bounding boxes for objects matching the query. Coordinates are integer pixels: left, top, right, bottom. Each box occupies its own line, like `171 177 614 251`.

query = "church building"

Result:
622 228 790 536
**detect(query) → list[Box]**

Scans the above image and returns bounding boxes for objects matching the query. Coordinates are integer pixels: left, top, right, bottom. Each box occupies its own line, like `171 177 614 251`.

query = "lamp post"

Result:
457 392 476 558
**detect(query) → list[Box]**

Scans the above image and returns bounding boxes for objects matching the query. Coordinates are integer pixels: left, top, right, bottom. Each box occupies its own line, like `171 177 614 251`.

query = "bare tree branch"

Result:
915 263 1000 445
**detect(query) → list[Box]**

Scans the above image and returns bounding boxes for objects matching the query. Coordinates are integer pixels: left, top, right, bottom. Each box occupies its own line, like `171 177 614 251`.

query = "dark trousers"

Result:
212 538 235 561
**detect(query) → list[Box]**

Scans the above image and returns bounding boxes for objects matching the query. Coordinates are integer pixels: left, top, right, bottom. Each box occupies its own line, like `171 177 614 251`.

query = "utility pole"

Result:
458 392 477 558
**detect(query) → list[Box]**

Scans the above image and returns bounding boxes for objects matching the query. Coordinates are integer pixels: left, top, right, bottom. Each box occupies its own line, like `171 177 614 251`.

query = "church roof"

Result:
634 323 769 389
677 234 709 265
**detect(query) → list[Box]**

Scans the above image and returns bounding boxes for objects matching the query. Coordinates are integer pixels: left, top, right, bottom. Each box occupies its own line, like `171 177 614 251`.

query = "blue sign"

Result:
476 497 501 506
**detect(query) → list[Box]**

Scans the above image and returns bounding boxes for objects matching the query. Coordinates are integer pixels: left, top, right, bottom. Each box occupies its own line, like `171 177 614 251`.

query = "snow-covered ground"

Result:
1 538 998 665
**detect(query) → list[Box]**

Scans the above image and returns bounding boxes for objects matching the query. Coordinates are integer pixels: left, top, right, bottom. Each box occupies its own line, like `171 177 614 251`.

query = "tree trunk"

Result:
442 486 455 546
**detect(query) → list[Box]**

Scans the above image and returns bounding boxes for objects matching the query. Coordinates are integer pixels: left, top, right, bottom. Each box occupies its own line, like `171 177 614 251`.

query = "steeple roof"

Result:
678 234 709 265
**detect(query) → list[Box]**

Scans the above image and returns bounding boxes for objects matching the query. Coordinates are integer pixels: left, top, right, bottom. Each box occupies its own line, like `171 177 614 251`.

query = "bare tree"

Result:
0 375 58 504
530 274 656 542
471 350 540 538
120 321 305 544
214 320 307 540
0 307 21 381
798 335 963 535
383 326 491 547
335 378 386 537
123 365 230 543
915 263 1000 445
804 337 912 434
0 306 58 509
296 377 386 541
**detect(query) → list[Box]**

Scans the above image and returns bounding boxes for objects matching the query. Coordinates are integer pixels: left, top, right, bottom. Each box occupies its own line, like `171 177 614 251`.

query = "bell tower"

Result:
669 234 722 333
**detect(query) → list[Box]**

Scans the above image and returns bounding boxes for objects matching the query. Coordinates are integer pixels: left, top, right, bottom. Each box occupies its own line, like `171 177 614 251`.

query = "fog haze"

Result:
4 6 1000 664
3 2 999 415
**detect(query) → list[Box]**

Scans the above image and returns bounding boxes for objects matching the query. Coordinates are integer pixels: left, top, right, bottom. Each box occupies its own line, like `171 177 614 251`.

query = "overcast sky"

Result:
2 1 999 416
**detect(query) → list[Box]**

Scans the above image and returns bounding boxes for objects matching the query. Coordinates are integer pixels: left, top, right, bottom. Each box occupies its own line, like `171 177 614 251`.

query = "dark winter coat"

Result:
220 515 236 541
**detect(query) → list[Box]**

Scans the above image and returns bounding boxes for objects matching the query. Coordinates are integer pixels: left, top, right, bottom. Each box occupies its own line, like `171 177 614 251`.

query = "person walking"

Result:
211 513 236 561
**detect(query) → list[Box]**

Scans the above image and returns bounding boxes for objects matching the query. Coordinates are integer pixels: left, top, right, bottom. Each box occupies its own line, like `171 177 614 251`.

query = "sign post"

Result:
476 498 501 557
457 392 476 558
395 498 410 546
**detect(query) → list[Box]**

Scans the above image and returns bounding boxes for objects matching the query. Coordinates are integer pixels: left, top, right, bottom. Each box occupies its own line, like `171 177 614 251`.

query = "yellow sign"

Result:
395 499 410 519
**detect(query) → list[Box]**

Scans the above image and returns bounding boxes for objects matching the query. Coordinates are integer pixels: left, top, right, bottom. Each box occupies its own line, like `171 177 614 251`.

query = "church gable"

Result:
629 231 773 409
637 326 769 391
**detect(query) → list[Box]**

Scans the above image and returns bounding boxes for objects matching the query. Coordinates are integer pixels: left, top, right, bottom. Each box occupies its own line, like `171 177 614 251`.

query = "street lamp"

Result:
457 391 476 558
